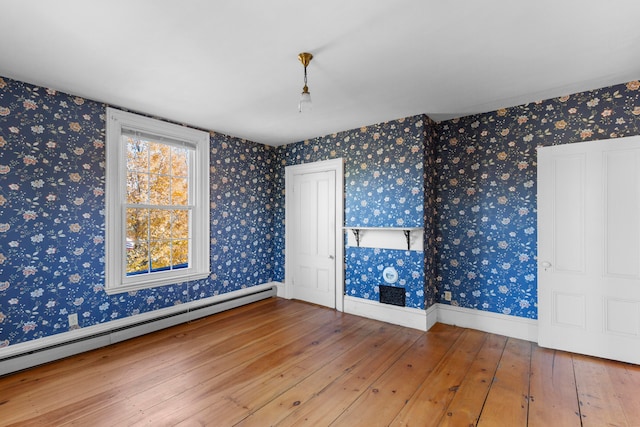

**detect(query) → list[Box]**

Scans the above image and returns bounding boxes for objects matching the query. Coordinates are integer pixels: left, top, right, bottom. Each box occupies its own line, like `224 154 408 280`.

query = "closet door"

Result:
537 136 640 364
285 158 344 310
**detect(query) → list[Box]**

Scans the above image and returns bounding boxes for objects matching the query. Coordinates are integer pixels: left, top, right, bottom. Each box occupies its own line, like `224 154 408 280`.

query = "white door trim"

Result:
285 158 344 312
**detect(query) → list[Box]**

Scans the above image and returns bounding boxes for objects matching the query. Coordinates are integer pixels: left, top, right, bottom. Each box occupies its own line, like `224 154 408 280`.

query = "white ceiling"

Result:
1 1 640 146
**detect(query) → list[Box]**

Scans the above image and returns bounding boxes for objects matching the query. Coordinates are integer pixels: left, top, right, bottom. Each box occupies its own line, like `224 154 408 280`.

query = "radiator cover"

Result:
0 284 277 376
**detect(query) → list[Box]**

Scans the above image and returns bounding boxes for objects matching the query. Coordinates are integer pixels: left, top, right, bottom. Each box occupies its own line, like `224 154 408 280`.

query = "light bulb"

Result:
299 91 312 113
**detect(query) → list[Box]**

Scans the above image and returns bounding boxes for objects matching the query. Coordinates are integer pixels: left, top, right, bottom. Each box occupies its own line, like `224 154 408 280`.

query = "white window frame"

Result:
105 107 210 294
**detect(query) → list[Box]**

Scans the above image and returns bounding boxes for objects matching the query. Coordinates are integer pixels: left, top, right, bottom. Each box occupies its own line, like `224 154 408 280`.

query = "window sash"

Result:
123 206 192 276
105 107 210 294
121 128 198 151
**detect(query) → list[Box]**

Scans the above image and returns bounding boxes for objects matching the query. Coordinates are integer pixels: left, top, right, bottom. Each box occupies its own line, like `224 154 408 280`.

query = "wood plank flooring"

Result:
1 298 639 426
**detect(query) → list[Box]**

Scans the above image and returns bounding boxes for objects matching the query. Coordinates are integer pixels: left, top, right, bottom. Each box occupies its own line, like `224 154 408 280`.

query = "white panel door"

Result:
538 136 640 364
289 169 336 308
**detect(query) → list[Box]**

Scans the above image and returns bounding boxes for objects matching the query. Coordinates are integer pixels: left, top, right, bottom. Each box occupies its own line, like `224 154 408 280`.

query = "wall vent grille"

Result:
379 285 406 307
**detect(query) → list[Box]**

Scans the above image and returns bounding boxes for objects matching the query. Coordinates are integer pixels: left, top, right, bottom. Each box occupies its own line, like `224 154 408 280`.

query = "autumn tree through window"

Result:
106 108 210 294
125 135 190 275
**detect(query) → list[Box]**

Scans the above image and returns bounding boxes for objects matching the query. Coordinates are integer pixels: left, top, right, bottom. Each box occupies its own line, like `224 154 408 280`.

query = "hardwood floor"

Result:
2 298 639 426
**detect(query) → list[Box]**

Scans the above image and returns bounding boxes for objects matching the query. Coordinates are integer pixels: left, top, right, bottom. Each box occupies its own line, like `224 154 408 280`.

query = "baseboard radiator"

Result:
0 285 277 377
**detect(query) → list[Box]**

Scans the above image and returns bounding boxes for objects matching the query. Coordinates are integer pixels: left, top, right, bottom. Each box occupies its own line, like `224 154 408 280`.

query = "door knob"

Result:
540 261 552 271
328 255 335 260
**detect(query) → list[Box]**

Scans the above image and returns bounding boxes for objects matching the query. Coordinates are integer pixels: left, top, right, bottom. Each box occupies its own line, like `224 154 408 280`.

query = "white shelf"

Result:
342 226 422 231
342 226 423 251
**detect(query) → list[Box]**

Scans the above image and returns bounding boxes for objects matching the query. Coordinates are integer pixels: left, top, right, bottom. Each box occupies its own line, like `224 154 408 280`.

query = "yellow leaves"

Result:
125 138 192 274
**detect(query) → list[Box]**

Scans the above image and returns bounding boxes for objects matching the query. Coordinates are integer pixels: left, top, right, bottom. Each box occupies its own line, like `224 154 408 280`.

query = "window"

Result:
105 108 210 294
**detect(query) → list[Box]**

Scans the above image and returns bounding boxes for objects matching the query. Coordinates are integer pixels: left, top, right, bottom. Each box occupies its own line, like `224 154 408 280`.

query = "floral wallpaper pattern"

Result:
423 121 439 308
207 133 276 297
435 81 640 318
274 116 428 309
0 76 275 347
345 247 424 308
2 70 640 348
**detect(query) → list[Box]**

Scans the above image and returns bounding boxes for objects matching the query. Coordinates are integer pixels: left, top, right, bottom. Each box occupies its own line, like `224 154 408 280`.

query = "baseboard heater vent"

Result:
0 285 277 377
379 285 406 307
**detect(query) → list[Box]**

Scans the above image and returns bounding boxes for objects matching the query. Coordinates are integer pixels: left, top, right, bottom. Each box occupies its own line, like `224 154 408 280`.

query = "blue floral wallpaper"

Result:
435 81 640 318
345 247 425 308
273 116 430 309
0 76 275 347
207 133 276 297
2 70 640 348
423 121 439 308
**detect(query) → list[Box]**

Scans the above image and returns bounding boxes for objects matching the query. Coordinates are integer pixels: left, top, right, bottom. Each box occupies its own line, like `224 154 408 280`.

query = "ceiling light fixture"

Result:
298 52 313 113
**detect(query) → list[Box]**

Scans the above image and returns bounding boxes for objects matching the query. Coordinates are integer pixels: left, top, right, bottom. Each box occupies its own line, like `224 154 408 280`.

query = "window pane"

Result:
171 147 189 177
127 241 149 275
148 174 170 205
125 136 148 172
172 210 189 239
126 208 149 243
126 173 149 204
171 177 188 205
150 240 171 272
173 239 189 269
149 142 171 175
149 209 171 240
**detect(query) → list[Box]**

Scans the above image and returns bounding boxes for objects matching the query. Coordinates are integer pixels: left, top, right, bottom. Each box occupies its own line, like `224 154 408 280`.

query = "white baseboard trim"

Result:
0 282 278 376
436 303 538 342
343 296 429 331
274 281 286 298
426 303 438 330
337 297 538 341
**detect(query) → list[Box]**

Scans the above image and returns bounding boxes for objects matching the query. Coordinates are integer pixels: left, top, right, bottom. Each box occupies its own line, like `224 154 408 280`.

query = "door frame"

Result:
285 158 344 311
